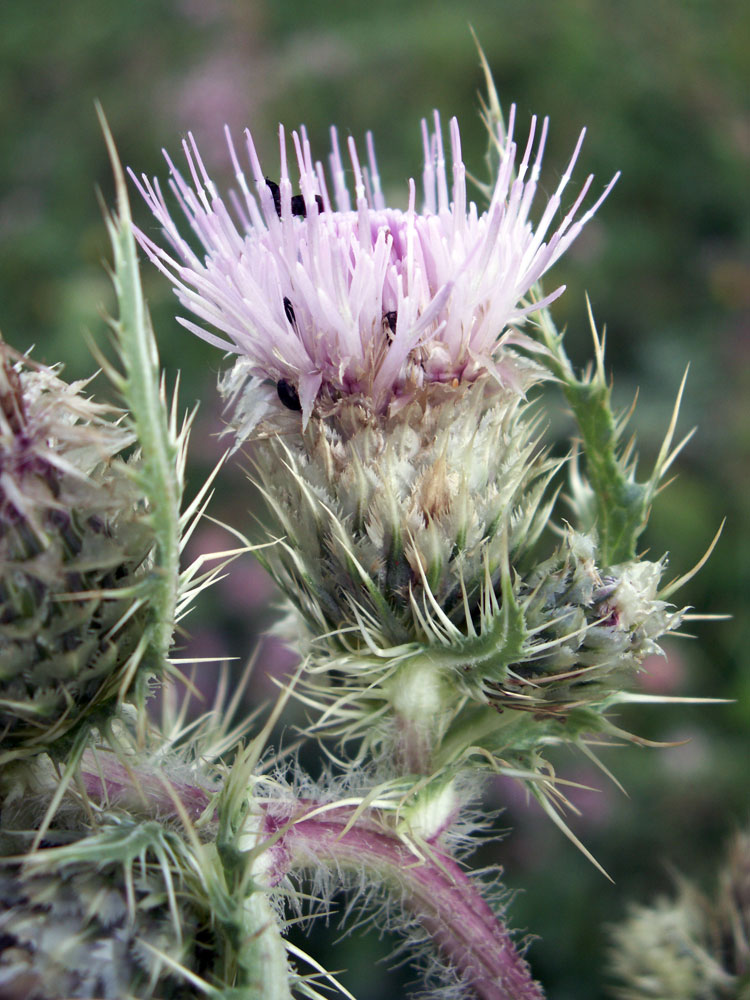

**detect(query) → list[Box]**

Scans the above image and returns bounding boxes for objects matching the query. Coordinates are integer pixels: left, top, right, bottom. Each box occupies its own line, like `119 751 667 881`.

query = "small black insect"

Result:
265 177 282 215
283 296 296 327
265 177 323 219
277 379 302 411
383 311 397 341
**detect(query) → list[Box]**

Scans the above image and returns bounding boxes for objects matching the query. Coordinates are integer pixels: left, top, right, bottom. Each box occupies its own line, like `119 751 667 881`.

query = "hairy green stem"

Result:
240 892 294 1000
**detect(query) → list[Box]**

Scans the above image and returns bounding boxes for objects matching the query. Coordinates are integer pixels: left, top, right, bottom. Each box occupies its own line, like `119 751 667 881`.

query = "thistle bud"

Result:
0 344 154 760
608 893 721 1000
0 826 214 1000
486 531 682 719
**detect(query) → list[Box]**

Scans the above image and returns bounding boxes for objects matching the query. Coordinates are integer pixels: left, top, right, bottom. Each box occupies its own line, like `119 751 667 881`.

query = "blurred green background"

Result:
1 1 748 997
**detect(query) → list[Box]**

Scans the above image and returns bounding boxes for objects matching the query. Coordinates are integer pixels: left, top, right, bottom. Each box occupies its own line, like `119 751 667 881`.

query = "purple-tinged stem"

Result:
79 752 213 823
78 763 543 999
265 804 544 1000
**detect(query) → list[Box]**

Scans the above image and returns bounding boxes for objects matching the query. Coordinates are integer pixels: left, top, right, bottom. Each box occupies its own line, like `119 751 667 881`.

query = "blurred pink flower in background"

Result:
179 523 299 702
637 646 687 695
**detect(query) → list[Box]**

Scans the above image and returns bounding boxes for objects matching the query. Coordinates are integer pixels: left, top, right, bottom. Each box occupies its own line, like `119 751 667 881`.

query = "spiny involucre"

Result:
131 103 685 787
0 826 213 1000
0 343 156 761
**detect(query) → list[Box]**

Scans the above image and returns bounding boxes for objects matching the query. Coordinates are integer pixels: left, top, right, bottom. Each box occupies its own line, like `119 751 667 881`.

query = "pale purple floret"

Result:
130 108 618 424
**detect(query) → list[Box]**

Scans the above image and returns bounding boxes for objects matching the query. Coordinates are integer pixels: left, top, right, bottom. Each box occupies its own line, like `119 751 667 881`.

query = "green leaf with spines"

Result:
418 572 528 683
99 108 183 695
528 301 691 567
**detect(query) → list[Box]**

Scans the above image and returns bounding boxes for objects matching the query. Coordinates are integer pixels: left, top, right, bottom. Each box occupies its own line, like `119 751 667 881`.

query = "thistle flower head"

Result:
132 106 617 429
130 97 618 677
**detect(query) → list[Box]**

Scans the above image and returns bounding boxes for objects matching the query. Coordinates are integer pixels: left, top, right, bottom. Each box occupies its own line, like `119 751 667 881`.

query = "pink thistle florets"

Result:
131 108 617 426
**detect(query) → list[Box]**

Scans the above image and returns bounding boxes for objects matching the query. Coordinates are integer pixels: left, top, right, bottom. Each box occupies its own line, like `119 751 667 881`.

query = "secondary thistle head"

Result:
0 830 214 1000
0 744 219 1000
609 830 750 999
0 691 300 1000
0 343 154 760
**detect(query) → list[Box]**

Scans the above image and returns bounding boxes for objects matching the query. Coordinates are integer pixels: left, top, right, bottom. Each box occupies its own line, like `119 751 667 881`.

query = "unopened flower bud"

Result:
0 825 214 1000
0 344 154 760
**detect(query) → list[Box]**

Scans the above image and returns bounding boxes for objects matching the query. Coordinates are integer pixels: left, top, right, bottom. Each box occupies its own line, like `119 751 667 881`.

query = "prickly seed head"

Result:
0 344 154 759
246 370 554 650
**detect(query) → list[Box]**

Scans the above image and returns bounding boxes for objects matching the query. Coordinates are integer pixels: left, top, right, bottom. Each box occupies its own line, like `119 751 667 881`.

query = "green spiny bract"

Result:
239 368 555 655
233 362 682 777
0 344 154 761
